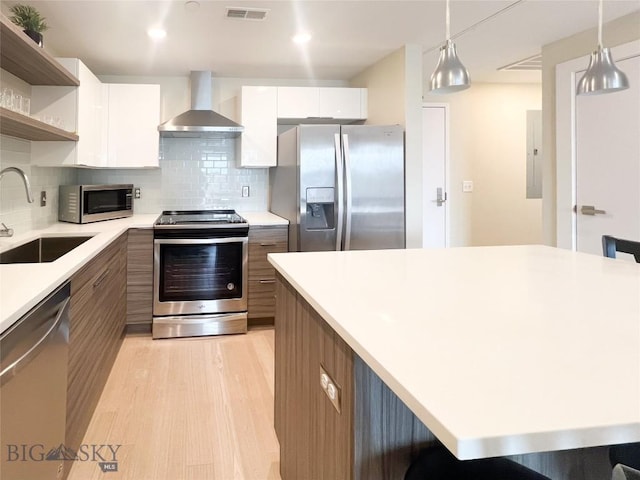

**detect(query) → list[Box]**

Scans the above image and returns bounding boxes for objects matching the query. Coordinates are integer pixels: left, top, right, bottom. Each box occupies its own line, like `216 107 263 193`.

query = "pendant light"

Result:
576 0 629 95
429 0 470 93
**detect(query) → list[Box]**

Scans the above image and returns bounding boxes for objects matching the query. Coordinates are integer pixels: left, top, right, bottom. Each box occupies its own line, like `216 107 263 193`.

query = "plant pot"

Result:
23 29 43 47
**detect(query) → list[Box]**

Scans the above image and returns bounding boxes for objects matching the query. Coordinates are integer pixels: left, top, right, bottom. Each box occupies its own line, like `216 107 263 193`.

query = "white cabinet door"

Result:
239 86 277 167
31 58 106 167
318 87 364 119
277 87 319 118
106 84 160 168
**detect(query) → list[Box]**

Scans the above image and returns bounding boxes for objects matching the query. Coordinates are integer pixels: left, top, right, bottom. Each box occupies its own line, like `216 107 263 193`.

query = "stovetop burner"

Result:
155 209 247 227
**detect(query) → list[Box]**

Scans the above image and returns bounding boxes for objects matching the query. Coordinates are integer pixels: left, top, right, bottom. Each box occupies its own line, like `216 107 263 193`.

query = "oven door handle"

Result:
153 237 247 245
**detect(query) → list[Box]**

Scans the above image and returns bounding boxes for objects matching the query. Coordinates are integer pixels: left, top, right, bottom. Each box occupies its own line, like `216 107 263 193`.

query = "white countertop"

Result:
241 211 288 226
0 211 287 335
0 214 158 334
268 245 640 460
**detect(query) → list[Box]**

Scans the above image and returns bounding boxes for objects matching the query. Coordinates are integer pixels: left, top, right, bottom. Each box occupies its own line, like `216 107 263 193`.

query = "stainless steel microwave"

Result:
59 184 133 224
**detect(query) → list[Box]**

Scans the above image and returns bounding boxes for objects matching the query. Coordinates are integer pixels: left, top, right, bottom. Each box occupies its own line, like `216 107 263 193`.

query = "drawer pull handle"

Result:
93 269 110 289
260 243 277 247
259 279 276 284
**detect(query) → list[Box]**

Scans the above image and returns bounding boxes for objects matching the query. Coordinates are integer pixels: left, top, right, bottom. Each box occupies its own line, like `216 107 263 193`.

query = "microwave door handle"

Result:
342 133 352 251
334 133 344 252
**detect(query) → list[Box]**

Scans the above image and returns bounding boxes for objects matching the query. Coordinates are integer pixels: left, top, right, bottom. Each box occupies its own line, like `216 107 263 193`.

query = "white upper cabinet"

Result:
106 83 160 168
277 87 367 121
239 86 277 168
277 87 320 119
32 58 106 167
31 58 160 168
318 88 366 119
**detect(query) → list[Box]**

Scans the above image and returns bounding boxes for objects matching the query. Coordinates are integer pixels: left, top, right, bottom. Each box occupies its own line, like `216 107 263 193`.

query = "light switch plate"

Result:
462 180 474 193
242 185 250 197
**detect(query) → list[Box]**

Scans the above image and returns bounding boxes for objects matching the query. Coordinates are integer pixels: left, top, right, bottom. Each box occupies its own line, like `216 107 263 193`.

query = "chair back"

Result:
602 236 640 263
613 464 640 480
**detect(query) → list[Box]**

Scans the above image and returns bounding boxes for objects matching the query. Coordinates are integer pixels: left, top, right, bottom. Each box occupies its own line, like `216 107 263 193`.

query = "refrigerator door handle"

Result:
342 133 353 251
334 133 344 251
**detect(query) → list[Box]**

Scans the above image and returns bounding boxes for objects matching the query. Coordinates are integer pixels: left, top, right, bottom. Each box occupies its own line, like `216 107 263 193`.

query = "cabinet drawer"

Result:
248 279 277 319
71 234 125 295
248 241 287 280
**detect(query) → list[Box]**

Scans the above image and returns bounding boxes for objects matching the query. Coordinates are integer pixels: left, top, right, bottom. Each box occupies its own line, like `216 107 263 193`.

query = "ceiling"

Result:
7 0 640 83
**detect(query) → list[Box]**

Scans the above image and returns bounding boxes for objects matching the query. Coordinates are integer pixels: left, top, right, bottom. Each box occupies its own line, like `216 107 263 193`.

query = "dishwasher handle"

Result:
0 296 70 380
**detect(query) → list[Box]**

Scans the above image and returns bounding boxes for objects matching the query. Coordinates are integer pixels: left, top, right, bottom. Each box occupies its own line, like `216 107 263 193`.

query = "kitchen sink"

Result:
0 236 94 264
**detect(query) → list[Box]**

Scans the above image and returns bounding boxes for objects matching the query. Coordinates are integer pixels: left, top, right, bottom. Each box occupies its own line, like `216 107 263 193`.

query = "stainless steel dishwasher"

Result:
1 282 70 480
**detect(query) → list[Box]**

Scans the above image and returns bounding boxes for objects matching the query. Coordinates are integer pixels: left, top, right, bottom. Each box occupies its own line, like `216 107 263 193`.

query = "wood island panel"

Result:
275 274 354 479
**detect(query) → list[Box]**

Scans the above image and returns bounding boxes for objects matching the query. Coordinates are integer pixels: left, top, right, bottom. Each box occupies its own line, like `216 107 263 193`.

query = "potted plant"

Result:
9 4 48 47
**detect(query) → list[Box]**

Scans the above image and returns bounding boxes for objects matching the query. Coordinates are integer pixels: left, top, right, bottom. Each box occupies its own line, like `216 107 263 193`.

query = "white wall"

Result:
423 83 542 247
541 11 640 246
350 45 424 248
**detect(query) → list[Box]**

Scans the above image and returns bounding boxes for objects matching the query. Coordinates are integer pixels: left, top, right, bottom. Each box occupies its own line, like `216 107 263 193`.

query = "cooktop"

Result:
155 210 247 226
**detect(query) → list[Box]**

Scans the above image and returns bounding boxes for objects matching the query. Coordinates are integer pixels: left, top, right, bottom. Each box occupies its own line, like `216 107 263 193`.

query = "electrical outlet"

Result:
40 190 47 207
462 180 474 193
134 187 141 199
242 185 250 197
320 365 341 413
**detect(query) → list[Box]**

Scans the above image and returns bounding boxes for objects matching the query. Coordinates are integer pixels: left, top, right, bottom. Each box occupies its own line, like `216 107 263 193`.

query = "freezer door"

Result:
341 125 405 250
298 125 342 252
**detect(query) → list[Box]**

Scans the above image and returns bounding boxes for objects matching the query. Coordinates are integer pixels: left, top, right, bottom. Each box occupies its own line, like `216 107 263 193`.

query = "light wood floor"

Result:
67 327 281 480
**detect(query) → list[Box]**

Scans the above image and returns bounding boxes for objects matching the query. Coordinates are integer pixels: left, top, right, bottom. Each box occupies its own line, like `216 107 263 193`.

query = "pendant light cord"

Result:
424 0 525 54
445 0 451 41
597 0 603 48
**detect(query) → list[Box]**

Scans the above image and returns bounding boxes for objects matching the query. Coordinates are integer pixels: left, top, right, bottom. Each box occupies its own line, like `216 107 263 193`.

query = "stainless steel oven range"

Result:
152 210 248 339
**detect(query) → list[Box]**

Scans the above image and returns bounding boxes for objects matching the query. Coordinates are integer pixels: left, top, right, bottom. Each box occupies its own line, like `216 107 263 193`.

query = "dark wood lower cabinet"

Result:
248 226 288 326
126 228 153 330
66 232 127 458
274 274 613 480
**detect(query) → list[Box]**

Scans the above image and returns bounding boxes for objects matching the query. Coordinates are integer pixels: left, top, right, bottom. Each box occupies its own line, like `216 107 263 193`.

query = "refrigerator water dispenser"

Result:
306 187 334 230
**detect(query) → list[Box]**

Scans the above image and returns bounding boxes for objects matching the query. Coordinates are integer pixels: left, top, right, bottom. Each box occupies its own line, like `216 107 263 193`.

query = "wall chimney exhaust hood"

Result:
158 71 244 138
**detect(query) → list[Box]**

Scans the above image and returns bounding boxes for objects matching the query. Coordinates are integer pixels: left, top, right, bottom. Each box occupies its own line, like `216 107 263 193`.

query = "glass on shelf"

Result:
1 88 14 110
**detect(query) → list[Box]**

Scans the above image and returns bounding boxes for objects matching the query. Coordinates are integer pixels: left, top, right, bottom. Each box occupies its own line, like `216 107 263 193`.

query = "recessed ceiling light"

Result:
292 32 311 44
147 28 167 40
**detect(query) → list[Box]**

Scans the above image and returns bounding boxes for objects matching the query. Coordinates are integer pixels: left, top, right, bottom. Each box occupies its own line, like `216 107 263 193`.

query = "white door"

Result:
422 104 449 248
575 54 640 258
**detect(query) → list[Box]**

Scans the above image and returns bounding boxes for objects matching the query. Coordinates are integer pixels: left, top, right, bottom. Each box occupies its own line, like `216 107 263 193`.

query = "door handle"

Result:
436 187 447 207
580 205 606 216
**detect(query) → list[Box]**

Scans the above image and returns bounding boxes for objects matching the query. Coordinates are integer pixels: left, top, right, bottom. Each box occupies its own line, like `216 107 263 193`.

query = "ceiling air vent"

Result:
226 7 269 20
499 54 542 71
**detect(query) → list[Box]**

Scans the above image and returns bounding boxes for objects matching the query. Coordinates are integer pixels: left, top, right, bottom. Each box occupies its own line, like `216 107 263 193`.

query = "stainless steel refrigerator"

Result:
270 124 405 252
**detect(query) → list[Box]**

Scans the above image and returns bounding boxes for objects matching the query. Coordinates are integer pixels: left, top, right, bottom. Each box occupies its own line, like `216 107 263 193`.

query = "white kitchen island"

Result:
268 245 640 479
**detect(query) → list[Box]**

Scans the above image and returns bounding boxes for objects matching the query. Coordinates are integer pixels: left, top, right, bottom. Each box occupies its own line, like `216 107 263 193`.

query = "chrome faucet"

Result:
0 166 35 237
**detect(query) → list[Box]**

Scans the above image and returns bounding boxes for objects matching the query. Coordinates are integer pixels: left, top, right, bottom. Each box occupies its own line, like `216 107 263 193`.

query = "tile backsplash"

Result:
78 137 269 214
0 136 268 234
0 137 76 235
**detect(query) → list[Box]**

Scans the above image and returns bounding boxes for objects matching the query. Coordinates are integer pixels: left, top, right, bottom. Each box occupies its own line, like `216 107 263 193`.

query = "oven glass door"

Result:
154 237 247 315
